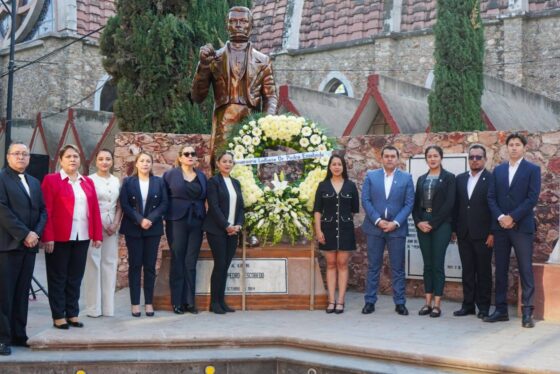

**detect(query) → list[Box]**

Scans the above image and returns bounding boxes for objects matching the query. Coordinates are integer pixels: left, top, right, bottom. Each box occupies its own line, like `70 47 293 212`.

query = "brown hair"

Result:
174 145 196 167
131 151 154 177
59 144 80 160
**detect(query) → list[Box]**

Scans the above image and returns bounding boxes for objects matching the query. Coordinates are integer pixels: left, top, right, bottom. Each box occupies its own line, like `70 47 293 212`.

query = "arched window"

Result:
325 79 349 96
94 74 117 112
318 72 354 98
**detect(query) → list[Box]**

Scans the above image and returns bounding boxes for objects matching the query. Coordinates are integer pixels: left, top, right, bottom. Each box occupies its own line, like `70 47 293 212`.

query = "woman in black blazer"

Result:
202 151 244 314
119 151 168 317
412 145 455 318
163 145 207 315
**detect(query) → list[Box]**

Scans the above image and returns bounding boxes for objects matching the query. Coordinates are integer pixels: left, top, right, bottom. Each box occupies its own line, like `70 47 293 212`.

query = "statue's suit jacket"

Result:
190 41 278 115
361 168 414 238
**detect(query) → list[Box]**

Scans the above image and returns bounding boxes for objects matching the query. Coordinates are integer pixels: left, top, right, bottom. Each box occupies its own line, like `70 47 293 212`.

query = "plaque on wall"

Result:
195 258 288 294
405 153 468 281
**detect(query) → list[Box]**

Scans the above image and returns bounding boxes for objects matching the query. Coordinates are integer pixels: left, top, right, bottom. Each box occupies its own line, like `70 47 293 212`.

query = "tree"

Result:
428 0 485 132
100 0 251 133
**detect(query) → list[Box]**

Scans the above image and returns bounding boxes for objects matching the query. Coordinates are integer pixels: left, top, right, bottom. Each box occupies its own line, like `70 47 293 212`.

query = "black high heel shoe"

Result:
326 302 336 314
334 303 345 314
53 322 69 330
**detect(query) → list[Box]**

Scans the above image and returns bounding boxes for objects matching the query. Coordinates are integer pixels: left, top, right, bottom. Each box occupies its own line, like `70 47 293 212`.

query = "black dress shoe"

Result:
53 322 70 330
522 314 535 328
361 303 375 314
210 303 226 314
173 305 185 314
483 311 509 323
453 307 476 317
418 305 432 316
395 304 409 315
477 311 489 319
221 302 235 313
184 305 199 314
429 306 442 318
0 343 11 356
11 337 29 347
66 319 84 328
131 311 141 317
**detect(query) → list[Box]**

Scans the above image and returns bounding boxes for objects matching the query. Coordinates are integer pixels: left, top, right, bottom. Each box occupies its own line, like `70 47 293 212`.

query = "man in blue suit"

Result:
486 133 541 328
361 145 415 315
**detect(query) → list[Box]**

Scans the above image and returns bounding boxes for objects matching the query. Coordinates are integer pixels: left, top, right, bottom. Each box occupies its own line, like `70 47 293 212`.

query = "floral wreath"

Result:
226 114 335 245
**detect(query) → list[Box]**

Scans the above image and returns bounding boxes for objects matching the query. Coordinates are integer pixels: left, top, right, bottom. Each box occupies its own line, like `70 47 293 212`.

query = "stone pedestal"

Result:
154 244 327 311
517 263 560 321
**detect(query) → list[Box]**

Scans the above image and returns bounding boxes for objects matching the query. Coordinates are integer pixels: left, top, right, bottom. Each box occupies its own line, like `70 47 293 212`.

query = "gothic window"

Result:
319 72 355 98
325 79 349 96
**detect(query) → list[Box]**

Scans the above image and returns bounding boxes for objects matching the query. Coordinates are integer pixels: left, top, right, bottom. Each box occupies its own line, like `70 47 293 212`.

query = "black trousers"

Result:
457 236 493 313
45 240 89 319
168 218 203 307
207 232 238 305
494 230 535 314
125 235 161 305
0 250 36 344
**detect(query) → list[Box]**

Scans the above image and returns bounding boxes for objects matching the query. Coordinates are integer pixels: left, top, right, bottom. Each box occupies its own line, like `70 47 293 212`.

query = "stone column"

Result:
282 0 305 50
56 0 78 33
383 0 403 33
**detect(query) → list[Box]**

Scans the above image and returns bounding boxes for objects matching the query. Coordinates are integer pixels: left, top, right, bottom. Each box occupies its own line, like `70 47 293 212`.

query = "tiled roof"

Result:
400 0 437 32
250 0 288 54
298 0 384 49
77 0 116 39
480 0 509 18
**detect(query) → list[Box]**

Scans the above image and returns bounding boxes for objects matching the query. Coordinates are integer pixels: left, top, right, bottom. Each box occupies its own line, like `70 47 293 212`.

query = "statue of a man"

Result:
190 6 278 158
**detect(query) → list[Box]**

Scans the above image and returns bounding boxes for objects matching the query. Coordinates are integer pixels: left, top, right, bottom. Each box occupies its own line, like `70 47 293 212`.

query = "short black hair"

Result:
506 132 527 146
424 145 443 159
468 144 486 158
381 145 400 158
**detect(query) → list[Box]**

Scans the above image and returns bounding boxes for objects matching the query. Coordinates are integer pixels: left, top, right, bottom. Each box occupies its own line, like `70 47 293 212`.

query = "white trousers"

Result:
83 232 119 316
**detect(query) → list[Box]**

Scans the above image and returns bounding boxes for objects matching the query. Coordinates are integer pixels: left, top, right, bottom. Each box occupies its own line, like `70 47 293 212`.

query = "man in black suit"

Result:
0 142 47 355
452 144 493 319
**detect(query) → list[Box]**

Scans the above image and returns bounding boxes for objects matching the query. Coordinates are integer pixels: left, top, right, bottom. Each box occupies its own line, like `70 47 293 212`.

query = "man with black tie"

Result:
0 142 47 355
452 144 493 319
486 133 541 328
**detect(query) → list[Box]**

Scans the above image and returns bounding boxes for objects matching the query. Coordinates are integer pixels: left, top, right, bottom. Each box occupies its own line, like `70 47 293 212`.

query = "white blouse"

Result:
89 173 120 226
223 177 237 225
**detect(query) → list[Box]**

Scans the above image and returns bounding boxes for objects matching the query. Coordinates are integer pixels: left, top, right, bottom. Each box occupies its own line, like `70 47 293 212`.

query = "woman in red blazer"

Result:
41 144 103 330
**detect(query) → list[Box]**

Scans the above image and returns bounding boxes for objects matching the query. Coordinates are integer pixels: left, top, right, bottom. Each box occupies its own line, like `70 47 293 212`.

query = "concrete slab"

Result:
7 253 560 374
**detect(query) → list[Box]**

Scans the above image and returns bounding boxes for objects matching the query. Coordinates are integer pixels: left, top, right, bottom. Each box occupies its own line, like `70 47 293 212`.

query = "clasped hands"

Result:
498 215 515 229
378 219 398 233
226 225 242 236
23 231 39 248
416 221 432 233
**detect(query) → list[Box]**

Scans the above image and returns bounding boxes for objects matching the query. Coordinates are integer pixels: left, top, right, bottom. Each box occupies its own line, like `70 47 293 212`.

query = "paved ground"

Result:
2 253 559 374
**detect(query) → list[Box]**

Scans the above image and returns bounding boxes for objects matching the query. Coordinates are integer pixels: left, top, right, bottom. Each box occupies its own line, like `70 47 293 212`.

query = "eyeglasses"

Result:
468 155 484 161
9 152 30 158
183 152 197 157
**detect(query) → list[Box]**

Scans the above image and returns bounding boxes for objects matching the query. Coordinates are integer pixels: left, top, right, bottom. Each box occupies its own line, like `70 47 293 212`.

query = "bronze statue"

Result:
190 6 278 158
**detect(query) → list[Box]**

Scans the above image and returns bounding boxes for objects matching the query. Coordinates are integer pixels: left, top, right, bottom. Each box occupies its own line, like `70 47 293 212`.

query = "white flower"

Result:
249 120 256 126
252 137 261 146
301 127 312 136
243 125 249 130
307 146 314 152
234 144 246 154
310 134 321 145
228 143 234 148
317 144 327 151
247 145 254 153
299 138 310 147
320 156 329 166
252 127 262 136
242 135 252 146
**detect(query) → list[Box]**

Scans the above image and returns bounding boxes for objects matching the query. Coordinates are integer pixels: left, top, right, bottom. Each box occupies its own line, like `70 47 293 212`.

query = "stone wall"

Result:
0 36 106 119
114 130 560 303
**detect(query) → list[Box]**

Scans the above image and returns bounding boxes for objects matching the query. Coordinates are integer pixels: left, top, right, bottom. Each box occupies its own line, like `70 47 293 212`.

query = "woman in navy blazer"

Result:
202 151 244 314
163 145 207 315
119 151 168 317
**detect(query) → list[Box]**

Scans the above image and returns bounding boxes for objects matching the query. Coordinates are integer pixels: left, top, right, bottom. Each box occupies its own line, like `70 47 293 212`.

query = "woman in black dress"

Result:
313 155 359 314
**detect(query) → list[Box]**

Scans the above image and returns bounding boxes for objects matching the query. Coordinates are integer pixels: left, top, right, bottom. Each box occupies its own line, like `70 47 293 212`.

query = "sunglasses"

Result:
183 152 197 157
468 155 484 160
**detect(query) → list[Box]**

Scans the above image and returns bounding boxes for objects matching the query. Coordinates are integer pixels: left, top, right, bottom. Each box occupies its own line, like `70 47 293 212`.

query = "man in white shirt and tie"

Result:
486 133 541 328
0 142 47 355
361 145 415 315
452 144 494 319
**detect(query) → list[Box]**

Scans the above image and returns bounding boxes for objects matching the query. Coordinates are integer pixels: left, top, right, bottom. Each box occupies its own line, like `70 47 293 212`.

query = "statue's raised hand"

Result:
199 43 216 65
